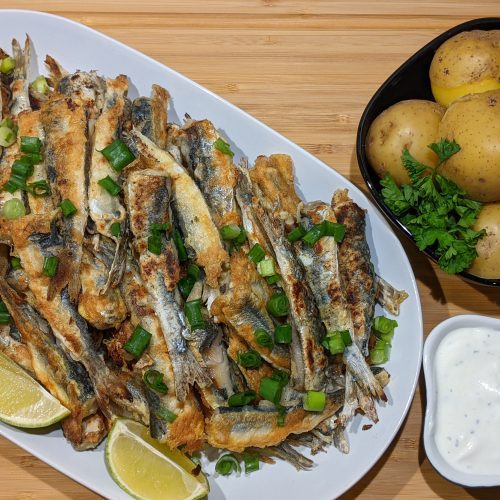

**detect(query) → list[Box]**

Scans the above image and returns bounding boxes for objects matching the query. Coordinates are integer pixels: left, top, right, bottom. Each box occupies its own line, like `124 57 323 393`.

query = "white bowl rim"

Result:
423 314 500 487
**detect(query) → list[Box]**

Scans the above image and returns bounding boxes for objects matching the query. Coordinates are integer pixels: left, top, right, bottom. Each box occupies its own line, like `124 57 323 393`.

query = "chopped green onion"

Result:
275 324 292 344
266 292 289 317
123 325 152 358
59 199 77 217
0 118 14 130
341 330 353 347
100 139 135 172
31 75 50 95
276 404 286 426
248 243 265 263
257 257 275 277
220 224 241 241
370 339 390 365
0 126 16 147
374 316 398 335
3 174 26 193
265 274 281 285
254 328 273 349
150 222 171 234
143 369 168 394
187 263 200 280
287 225 307 242
215 454 240 476
237 350 263 369
184 299 205 330
172 229 188 262
232 228 247 248
213 138 235 158
20 136 43 154
23 152 43 165
11 159 34 178
302 223 325 246
27 180 50 197
148 234 162 255
244 454 259 474
303 390 326 412
156 406 177 423
0 302 10 324
1 198 25 219
177 276 196 299
0 57 16 74
42 255 58 278
258 376 283 404
10 256 22 270
323 220 346 242
322 330 348 355
110 222 121 237
98 175 121 196
228 390 256 407
270 369 289 387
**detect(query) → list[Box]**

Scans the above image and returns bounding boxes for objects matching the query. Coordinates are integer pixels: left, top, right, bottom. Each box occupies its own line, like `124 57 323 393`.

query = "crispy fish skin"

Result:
0 323 33 375
10 214 149 424
206 392 343 452
41 97 88 301
172 119 239 227
121 256 205 451
124 168 211 401
10 37 31 116
88 75 128 239
375 274 408 316
126 130 228 287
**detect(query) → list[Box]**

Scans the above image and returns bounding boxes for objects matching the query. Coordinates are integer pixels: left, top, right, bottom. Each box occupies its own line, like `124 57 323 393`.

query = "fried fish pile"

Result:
0 37 407 464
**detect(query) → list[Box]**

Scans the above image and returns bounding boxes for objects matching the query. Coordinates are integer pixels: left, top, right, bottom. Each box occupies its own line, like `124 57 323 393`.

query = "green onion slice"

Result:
0 126 16 147
100 139 135 172
215 454 240 476
123 325 152 358
0 301 11 324
143 369 168 394
373 316 398 335
213 138 235 158
276 404 286 427
156 406 177 423
150 222 171 234
228 390 256 407
370 339 390 365
287 225 306 242
12 159 34 178
258 376 283 404
110 222 121 237
31 75 50 95
1 198 25 220
220 224 241 241
254 328 274 349
172 229 188 262
42 255 58 278
187 263 200 280
322 330 349 355
266 292 289 317
27 180 51 197
323 220 346 242
303 390 326 412
178 276 196 299
0 117 15 130
237 350 263 369
59 199 77 217
248 243 265 263
270 369 289 387
184 299 205 330
232 228 247 248
98 175 121 196
0 57 16 74
302 223 325 246
20 136 43 154
148 234 162 255
265 274 281 285
4 174 26 193
257 257 275 277
10 256 22 270
243 454 259 474
274 324 292 344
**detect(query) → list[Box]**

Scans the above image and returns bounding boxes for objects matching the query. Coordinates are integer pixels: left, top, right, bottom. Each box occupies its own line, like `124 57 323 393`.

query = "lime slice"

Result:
106 418 209 500
0 351 70 428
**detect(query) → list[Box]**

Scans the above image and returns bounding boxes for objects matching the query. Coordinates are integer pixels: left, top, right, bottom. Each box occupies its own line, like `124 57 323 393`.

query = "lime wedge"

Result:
0 351 70 428
106 418 209 500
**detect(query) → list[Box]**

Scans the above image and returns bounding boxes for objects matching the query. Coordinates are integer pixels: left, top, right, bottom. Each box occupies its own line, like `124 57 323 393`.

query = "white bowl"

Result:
423 314 500 487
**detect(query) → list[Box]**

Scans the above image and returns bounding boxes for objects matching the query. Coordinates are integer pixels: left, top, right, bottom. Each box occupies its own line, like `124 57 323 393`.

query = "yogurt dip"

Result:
434 326 500 475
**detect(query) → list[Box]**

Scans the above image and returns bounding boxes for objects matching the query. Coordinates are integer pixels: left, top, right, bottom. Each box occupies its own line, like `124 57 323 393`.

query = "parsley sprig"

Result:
380 139 485 274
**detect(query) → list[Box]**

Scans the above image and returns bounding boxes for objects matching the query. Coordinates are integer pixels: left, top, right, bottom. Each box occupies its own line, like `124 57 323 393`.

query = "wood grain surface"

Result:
0 1 499 498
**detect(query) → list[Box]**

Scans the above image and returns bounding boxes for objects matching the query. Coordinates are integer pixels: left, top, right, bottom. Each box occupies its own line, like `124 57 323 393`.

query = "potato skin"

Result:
366 100 445 185
429 30 500 107
468 202 500 279
437 90 500 202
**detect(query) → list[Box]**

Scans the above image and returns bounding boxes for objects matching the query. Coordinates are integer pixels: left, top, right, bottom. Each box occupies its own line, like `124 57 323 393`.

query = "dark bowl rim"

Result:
356 17 500 288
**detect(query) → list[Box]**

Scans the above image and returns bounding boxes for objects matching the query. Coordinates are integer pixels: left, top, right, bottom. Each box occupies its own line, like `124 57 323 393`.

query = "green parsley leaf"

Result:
428 138 461 165
401 149 433 184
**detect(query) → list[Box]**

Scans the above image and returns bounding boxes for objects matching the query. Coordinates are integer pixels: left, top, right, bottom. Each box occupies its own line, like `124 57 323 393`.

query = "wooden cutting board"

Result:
0 1 499 498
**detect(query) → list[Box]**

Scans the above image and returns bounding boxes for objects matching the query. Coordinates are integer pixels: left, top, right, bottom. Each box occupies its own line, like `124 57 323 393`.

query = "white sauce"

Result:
434 326 500 475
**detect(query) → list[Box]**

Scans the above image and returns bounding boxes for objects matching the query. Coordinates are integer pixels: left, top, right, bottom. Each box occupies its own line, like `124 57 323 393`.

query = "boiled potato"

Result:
429 30 500 107
366 99 445 185
437 90 500 202
468 202 500 279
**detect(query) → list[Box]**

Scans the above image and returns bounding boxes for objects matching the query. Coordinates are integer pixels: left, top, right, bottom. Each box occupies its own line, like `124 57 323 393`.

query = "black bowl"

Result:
356 17 500 287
